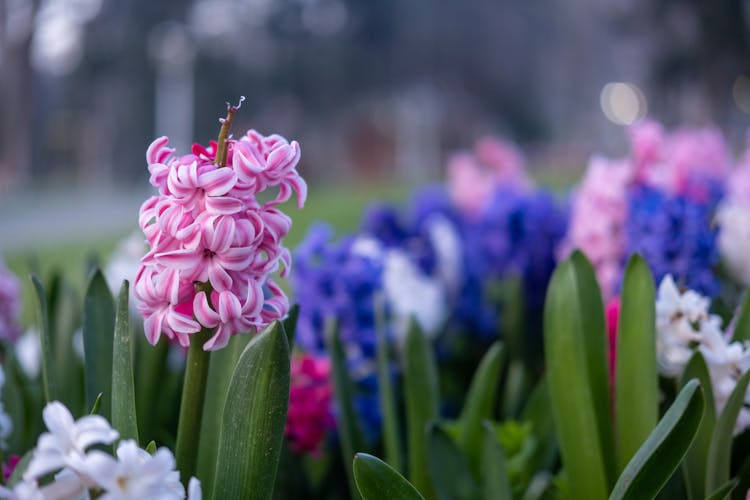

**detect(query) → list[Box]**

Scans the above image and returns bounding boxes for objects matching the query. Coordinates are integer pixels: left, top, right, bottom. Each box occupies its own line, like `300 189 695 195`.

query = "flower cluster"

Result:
6 401 201 499
655 276 750 432
0 261 22 343
135 118 306 351
563 120 727 299
285 354 335 455
447 136 530 217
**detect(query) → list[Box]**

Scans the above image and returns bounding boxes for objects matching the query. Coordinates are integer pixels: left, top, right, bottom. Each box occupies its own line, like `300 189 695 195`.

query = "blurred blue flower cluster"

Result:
625 183 721 297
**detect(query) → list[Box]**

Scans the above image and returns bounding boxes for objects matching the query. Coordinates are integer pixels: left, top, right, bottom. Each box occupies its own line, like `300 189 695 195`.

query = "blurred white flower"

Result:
188 477 202 500
425 215 463 295
717 201 750 288
655 275 713 376
0 366 12 449
105 231 148 307
15 330 41 379
83 440 184 499
24 402 119 480
0 468 88 500
383 249 446 342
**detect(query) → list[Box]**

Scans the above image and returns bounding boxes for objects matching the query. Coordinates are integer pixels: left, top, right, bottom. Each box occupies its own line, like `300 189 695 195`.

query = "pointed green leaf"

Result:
282 304 299 349
706 368 750 493
680 352 716 500
7 451 33 487
521 376 557 472
543 257 612 499
326 317 365 500
196 331 251 495
481 421 512 500
145 440 157 455
609 379 705 500
30 275 55 402
353 453 425 500
501 360 528 420
212 321 290 500
731 291 750 342
89 393 103 415
426 424 479 500
375 294 402 472
706 479 738 500
82 269 115 418
615 255 658 473
569 251 616 482
404 319 439 498
111 280 138 443
456 342 504 476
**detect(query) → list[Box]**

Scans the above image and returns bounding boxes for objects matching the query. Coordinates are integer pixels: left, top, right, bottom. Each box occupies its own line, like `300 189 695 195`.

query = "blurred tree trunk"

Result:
0 0 38 192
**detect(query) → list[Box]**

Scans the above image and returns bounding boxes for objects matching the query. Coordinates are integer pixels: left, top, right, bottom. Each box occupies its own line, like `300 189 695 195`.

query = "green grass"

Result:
4 181 414 328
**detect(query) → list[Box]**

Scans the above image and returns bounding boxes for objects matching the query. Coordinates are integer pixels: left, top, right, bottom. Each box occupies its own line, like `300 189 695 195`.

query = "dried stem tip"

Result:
215 96 245 167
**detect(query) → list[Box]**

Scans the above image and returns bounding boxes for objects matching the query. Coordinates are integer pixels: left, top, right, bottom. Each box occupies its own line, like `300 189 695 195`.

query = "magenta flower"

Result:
285 354 335 455
0 261 22 343
134 107 305 351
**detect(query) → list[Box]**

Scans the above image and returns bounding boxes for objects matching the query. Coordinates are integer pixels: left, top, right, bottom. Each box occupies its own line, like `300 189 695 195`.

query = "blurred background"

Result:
1 0 750 262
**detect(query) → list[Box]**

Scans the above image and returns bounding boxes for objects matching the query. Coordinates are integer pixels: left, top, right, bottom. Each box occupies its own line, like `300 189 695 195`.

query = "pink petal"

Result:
208 261 233 292
201 168 238 196
205 196 244 215
210 217 235 253
144 312 166 345
193 292 220 328
203 325 231 351
217 247 255 271
156 249 201 270
166 310 200 335
217 292 242 323
288 173 307 209
146 136 173 164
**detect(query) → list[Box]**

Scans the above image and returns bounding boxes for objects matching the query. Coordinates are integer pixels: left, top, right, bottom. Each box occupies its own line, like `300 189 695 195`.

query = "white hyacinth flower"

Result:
23 402 119 481
717 201 750 288
83 440 185 499
0 470 88 500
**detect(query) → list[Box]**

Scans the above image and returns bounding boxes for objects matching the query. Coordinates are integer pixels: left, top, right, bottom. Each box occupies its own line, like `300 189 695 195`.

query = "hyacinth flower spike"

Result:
134 99 306 482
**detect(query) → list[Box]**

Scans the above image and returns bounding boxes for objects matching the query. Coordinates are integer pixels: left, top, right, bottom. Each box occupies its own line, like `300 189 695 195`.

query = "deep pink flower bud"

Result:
285 354 335 455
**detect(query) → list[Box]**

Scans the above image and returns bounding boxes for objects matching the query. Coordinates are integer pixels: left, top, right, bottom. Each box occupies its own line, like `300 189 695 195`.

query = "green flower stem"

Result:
175 327 213 484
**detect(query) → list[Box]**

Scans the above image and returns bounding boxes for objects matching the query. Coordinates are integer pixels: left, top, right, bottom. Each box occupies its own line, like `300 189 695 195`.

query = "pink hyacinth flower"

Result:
0 262 22 342
193 284 264 350
285 354 335 455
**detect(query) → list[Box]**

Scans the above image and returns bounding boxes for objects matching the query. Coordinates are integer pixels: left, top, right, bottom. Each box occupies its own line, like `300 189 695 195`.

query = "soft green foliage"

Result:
706 368 750 494
326 318 365 500
30 275 55 402
375 296 402 472
197 332 252 495
455 342 504 477
481 421 512 500
543 255 613 499
111 280 138 444
705 479 738 500
353 453 426 500
731 291 750 343
615 255 658 473
404 319 440 499
680 352 716 500
212 321 291 500
82 269 115 419
609 380 705 500
426 424 479 500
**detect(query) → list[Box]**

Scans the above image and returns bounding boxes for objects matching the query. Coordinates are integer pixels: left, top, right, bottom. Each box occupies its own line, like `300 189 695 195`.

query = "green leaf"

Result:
481 421 512 500
7 450 33 487
501 360 528 420
82 269 115 419
521 376 557 473
609 379 705 500
326 317 366 500
731 291 750 342
212 321 290 500
353 453 425 500
145 440 157 454
706 368 750 494
375 294 402 472
705 478 738 500
543 256 613 499
404 319 440 498
680 352 716 500
197 331 251 495
89 392 103 415
426 424 479 500
111 280 138 443
615 255 658 473
282 304 299 349
30 275 55 402
456 342 504 477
